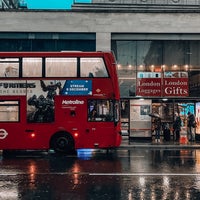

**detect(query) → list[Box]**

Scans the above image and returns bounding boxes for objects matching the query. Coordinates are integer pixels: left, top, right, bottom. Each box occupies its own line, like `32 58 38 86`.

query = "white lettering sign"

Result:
62 100 84 105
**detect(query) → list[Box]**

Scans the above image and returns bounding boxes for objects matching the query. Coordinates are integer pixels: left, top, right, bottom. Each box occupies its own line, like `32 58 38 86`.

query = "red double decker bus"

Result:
0 51 121 154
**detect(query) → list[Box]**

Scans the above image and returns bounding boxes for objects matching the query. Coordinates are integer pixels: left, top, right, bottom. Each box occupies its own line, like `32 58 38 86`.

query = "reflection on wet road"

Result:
0 149 200 199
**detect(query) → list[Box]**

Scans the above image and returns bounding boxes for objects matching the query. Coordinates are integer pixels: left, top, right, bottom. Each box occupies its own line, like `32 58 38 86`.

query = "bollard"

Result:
179 127 188 144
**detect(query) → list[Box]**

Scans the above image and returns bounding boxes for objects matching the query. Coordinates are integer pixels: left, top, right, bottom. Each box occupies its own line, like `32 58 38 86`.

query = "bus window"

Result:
46 58 77 77
22 58 42 77
0 58 19 77
0 100 19 122
88 100 114 122
80 58 109 77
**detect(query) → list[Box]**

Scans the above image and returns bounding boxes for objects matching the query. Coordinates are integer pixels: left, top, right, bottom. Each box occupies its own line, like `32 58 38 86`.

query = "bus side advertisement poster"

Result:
62 80 92 96
0 80 92 96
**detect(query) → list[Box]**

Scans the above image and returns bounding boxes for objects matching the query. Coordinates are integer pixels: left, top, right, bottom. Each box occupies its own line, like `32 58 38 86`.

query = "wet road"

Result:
0 148 200 200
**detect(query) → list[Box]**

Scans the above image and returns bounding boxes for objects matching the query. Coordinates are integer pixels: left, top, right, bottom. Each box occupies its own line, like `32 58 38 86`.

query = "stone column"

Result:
96 32 111 51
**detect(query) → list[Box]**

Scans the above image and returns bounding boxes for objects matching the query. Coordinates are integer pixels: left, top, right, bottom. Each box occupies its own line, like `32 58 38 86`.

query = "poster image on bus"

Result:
0 51 121 155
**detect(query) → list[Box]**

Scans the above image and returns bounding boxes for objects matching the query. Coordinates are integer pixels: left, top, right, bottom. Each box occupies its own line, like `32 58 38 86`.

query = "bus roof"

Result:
0 51 114 58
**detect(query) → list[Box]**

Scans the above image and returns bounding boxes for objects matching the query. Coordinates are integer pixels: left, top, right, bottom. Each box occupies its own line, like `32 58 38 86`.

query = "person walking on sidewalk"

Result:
154 116 162 143
187 112 196 142
173 112 182 142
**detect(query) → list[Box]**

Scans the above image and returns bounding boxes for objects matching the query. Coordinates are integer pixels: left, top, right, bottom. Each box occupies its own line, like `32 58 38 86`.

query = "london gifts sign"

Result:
136 72 188 97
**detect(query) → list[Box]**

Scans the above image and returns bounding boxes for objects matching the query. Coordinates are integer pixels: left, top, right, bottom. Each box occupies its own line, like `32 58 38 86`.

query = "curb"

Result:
118 144 200 149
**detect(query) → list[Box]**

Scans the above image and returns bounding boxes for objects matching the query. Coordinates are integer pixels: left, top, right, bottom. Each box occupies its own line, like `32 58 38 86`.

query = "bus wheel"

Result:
50 132 75 154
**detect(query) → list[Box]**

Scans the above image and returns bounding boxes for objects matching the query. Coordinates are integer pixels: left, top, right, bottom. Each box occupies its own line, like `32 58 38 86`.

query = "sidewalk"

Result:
119 136 200 149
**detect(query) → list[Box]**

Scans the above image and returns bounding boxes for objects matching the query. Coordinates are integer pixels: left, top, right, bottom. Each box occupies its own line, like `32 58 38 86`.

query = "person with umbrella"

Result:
154 115 162 143
187 111 196 142
173 112 182 142
149 113 162 143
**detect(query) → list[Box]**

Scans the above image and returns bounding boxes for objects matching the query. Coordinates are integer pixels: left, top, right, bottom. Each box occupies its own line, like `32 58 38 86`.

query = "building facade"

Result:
1 0 200 139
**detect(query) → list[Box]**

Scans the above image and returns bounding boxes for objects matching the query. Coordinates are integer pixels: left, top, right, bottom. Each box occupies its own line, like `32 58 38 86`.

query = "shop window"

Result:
121 100 130 135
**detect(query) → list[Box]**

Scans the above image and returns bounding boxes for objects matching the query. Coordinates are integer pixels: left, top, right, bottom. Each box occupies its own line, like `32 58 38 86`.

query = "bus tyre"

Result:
50 132 75 154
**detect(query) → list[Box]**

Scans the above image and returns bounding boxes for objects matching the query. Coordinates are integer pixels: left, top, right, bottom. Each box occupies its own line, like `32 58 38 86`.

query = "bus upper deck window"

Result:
80 58 109 77
0 58 19 78
22 58 42 77
46 58 77 77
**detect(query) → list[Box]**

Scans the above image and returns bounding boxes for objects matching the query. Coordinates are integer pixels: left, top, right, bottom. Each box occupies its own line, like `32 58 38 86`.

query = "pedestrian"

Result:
187 112 196 142
89 107 97 121
163 123 171 141
173 112 182 142
154 116 162 143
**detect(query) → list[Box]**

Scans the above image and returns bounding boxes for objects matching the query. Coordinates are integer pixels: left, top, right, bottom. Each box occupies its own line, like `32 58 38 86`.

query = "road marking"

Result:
0 172 89 176
89 173 200 176
168 156 195 158
1 172 200 177
0 173 18 176
117 156 145 158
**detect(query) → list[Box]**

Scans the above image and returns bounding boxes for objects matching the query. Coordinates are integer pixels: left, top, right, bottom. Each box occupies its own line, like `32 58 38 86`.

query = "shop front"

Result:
112 38 200 140
121 98 200 141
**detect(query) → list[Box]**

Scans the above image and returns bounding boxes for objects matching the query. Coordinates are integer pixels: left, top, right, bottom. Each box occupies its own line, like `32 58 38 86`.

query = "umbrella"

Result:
149 113 161 118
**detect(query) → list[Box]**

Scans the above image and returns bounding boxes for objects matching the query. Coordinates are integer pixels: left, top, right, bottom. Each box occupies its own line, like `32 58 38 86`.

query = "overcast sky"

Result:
25 0 91 9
